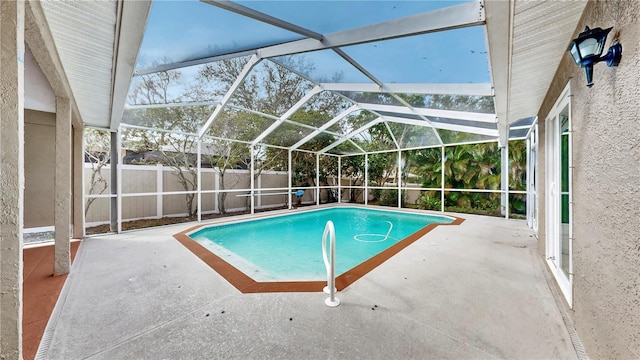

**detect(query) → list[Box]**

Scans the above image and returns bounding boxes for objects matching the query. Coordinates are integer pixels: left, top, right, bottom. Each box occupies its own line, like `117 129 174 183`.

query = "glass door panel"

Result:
545 83 572 306
559 107 571 278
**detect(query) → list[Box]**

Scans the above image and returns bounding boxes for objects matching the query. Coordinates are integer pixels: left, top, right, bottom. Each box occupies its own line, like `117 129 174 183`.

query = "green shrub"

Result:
416 194 441 211
379 189 406 207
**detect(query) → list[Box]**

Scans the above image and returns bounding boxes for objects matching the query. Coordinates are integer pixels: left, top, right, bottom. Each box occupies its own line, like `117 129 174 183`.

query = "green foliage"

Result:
509 139 526 191
378 189 406 207
367 152 396 187
405 148 442 188
425 94 495 113
510 194 527 215
416 192 441 211
441 142 502 213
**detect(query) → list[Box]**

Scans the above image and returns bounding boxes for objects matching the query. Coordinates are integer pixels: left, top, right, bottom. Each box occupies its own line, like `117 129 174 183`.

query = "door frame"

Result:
527 123 538 233
544 83 573 307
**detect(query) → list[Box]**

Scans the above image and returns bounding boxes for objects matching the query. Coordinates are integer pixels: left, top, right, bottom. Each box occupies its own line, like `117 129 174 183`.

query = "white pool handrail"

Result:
322 220 340 307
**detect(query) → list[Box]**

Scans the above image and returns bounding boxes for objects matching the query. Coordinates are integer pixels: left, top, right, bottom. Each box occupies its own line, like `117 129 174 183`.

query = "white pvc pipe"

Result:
365 153 369 205
441 146 445 212
116 131 122 234
337 157 342 203
322 220 340 307
197 140 202 222
288 150 292 209
316 153 320 206
250 145 255 214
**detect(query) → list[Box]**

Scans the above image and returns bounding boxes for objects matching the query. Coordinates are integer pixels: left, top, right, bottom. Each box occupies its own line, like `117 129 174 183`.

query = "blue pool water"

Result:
189 207 454 281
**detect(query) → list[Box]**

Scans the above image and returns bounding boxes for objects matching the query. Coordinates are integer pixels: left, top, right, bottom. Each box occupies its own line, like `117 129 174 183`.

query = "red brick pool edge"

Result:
173 214 464 293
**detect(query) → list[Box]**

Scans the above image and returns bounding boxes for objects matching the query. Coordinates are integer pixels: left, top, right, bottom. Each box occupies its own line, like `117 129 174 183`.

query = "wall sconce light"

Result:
568 26 622 87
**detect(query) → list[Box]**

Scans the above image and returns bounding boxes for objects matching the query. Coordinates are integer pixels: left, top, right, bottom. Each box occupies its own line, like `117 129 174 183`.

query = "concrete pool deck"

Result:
38 209 580 359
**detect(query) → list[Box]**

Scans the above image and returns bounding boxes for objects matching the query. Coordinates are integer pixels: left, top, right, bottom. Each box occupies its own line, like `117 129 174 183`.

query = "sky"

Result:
135 0 490 85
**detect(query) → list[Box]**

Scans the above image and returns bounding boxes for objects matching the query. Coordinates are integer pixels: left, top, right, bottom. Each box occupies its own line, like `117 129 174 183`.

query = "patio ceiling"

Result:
38 0 588 151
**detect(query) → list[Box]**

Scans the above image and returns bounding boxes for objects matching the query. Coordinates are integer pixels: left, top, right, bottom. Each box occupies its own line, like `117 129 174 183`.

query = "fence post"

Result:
501 141 509 219
288 150 292 209
214 168 220 213
157 163 163 219
365 153 368 205
397 150 402 208
441 146 445 212
337 156 341 203
197 140 201 222
250 145 255 214
316 154 320 206
257 172 262 208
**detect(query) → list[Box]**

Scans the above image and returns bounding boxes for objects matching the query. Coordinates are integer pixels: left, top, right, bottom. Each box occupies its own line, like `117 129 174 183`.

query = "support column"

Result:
526 136 532 227
501 142 509 218
196 140 201 222
116 132 122 233
397 150 402 208
110 131 118 231
337 157 341 203
287 150 292 209
72 124 85 238
250 145 255 214
441 146 445 212
55 97 72 275
364 154 369 205
0 1 25 358
315 154 320 206
156 163 163 219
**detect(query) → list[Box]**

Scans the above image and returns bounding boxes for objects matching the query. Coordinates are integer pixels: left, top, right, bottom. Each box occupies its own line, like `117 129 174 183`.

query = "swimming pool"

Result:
176 207 462 292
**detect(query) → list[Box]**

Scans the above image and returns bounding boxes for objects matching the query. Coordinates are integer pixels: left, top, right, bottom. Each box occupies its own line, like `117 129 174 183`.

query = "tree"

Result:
199 57 316 116
424 94 495 113
509 139 527 214
126 70 204 217
84 129 111 216
199 57 347 209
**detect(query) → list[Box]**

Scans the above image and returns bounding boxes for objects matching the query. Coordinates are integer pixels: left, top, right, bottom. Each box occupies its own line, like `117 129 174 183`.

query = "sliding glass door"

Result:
545 84 572 306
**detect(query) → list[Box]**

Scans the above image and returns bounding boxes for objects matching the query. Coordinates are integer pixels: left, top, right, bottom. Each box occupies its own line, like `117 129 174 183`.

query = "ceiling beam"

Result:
125 100 220 110
201 0 323 41
290 105 360 150
198 54 261 138
320 82 493 97
381 116 498 137
319 118 384 154
259 1 484 59
484 0 512 146
109 0 152 130
138 1 485 75
251 86 323 146
332 48 383 87
388 93 443 144
134 50 257 76
24 0 82 128
359 103 496 123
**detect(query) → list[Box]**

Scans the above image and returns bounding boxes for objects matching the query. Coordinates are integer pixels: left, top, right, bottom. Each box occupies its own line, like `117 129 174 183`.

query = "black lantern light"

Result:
568 26 622 87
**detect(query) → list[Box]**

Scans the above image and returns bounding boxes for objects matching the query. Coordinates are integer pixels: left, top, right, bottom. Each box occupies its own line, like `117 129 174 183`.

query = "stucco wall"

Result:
537 1 640 358
24 109 55 228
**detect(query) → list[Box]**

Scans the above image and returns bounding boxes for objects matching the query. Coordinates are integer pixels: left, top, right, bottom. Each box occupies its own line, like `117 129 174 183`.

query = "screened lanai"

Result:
75 0 566 234
10 0 614 357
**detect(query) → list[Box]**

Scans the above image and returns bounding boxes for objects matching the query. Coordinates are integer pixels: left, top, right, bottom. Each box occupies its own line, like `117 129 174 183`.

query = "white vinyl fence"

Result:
84 164 303 226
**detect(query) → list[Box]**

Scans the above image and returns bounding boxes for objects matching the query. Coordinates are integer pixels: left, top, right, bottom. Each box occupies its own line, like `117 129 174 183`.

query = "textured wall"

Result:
24 110 55 227
537 1 640 358
0 1 25 357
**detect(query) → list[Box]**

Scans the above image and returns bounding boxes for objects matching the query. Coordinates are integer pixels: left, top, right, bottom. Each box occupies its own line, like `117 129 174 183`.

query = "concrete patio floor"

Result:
38 209 579 359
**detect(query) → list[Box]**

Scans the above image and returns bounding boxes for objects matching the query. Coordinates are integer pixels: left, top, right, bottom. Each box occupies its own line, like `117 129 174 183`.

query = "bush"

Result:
416 194 441 211
379 189 406 207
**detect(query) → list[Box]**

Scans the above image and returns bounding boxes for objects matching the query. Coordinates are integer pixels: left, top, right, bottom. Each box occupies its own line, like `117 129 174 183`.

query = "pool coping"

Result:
173 207 464 293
